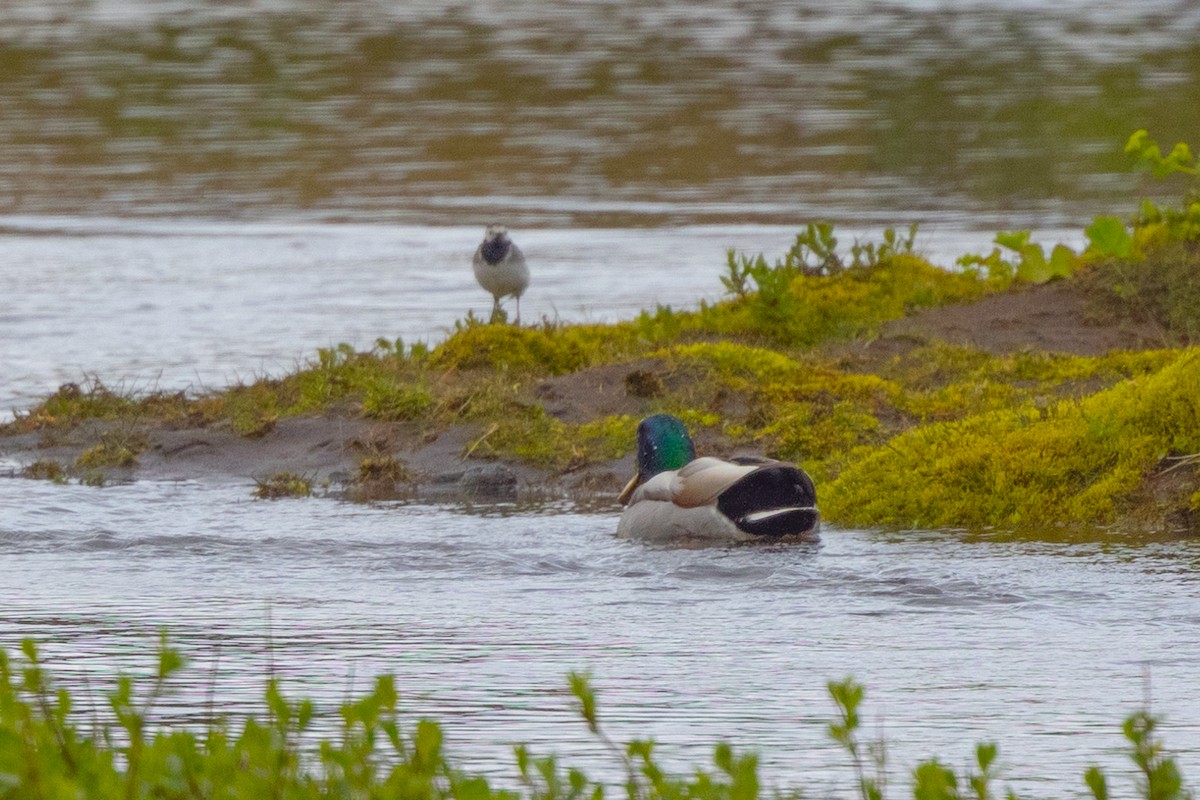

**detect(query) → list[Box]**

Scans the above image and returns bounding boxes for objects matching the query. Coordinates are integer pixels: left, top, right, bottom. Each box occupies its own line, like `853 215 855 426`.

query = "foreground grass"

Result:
4 131 1199 534
0 637 1192 800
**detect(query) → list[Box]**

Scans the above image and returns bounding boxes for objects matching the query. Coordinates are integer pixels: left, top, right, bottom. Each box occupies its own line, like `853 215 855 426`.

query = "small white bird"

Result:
472 224 530 324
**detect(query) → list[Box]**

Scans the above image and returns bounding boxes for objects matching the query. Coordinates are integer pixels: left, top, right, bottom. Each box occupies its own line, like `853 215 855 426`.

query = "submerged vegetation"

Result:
0 637 1194 799
3 131 1199 534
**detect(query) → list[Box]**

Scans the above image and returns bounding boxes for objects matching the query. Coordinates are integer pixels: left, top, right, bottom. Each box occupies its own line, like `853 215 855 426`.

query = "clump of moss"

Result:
204 343 436 436
252 472 313 499
356 455 411 484
824 350 1200 530
881 344 1182 423
432 319 644 376
467 411 638 471
575 415 640 462
345 454 413 502
362 380 434 421
76 444 136 469
74 429 150 469
222 383 281 438
21 460 67 483
654 342 902 480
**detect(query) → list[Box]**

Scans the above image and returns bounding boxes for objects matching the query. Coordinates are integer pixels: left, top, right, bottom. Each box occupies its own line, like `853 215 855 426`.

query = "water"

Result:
3 480 1200 794
2 0 1198 226
3 0 1200 793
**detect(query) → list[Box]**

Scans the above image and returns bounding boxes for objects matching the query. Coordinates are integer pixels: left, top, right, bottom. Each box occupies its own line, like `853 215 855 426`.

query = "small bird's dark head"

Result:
618 414 696 504
480 224 512 265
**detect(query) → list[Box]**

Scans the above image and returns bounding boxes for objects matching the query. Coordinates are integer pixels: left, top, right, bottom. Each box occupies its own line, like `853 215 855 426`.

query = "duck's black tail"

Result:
718 466 820 538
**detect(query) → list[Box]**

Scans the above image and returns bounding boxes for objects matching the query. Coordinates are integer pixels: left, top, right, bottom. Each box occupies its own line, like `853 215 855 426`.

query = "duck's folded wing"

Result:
669 457 760 508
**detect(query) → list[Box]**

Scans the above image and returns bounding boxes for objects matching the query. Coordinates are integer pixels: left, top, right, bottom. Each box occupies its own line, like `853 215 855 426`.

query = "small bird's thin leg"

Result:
514 296 521 326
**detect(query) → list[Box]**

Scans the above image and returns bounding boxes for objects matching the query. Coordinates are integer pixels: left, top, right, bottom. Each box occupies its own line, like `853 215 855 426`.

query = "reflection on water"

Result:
2 1 1199 226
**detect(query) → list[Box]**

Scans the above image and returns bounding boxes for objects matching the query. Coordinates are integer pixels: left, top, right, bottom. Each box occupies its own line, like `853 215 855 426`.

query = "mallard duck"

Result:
616 414 819 543
473 224 530 324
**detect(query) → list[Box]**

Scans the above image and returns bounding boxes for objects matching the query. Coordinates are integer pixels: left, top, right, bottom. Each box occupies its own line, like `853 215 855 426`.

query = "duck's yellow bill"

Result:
616 470 641 506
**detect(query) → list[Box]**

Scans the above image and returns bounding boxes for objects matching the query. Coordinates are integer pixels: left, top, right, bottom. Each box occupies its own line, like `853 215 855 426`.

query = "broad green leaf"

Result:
1048 244 1078 278
1085 216 1132 258
994 230 1031 253
1015 245 1050 283
1084 767 1108 800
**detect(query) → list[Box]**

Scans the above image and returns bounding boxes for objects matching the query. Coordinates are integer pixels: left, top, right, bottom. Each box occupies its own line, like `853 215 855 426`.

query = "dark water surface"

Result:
1 0 1198 226
3 1 1200 792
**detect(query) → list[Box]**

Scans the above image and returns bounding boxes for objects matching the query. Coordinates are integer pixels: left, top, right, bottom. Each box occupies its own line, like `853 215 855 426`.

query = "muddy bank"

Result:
0 414 633 504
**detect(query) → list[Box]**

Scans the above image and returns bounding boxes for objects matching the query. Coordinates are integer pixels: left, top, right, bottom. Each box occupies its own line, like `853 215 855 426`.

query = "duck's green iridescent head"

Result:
636 414 696 475
618 414 696 504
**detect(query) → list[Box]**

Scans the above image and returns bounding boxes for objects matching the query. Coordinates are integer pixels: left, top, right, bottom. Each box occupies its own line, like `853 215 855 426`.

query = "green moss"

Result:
575 415 640 461
223 383 281 438
75 444 137 469
361 379 433 421
1 381 220 435
655 342 902 478
824 350 1200 529
252 472 313 499
762 403 882 481
74 429 150 469
473 411 639 471
664 341 803 385
867 344 1180 423
433 319 644 376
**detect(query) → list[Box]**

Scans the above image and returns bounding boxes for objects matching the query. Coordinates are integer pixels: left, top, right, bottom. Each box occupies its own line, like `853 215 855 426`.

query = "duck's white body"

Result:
617 456 819 543
473 225 529 322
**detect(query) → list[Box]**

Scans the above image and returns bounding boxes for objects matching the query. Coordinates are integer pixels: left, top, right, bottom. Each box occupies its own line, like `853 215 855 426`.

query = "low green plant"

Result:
356 454 411 484
74 428 150 469
1074 131 1200 341
2 379 132 433
20 460 68 483
1123 130 1200 245
1126 129 1198 180
224 382 281 438
713 229 997 347
1085 216 1134 259
717 223 935 345
252 471 313 499
0 638 1194 800
957 229 1078 283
